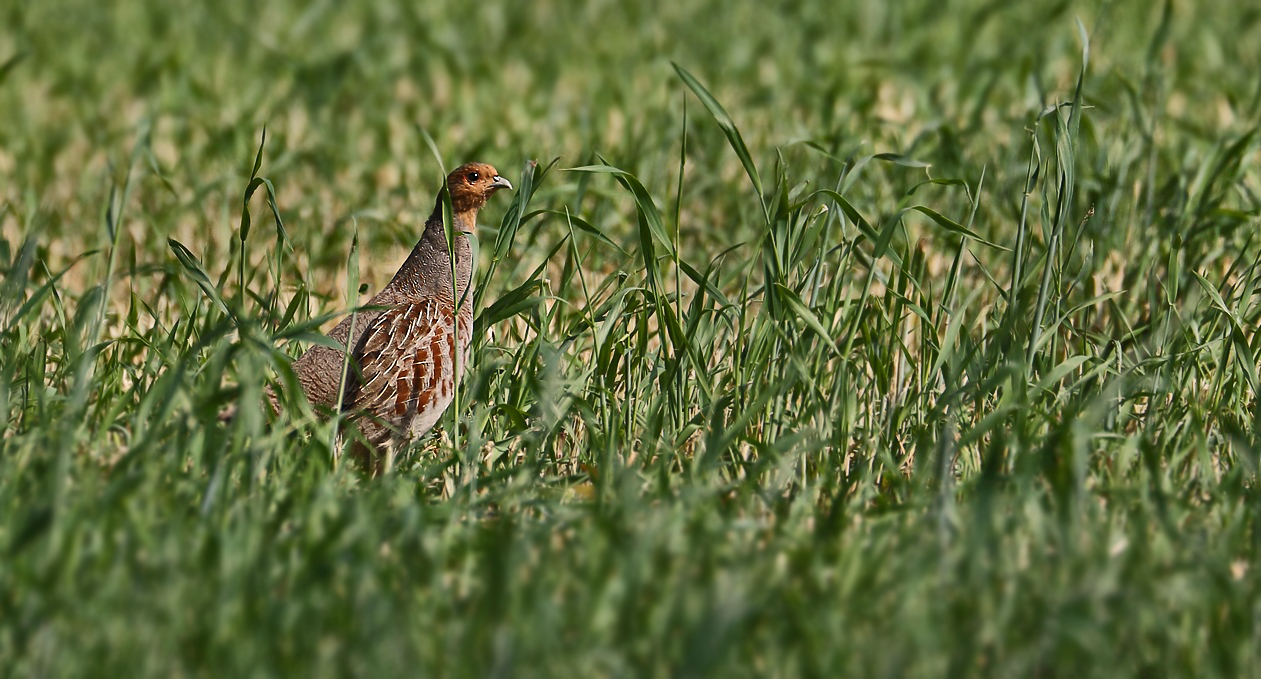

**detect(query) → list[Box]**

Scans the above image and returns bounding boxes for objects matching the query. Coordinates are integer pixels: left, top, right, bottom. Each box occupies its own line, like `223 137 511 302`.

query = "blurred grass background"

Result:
3 0 1261 676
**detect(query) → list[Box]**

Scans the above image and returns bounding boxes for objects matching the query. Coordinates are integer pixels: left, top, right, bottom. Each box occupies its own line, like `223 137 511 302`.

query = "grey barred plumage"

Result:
343 297 472 450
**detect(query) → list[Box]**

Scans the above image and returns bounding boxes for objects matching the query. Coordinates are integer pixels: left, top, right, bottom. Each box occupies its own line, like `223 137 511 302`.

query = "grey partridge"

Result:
279 162 511 460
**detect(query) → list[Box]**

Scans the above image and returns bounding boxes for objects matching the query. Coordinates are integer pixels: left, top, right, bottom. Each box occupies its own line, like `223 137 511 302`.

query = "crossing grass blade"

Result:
3 2 1261 677
672 62 767 219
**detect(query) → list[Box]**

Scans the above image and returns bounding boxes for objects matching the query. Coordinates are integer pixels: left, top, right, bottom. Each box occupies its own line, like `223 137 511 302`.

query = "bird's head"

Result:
445 162 512 220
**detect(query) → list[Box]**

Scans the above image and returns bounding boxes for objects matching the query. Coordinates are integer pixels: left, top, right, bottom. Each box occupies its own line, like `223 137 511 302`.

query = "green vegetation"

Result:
3 0 1261 676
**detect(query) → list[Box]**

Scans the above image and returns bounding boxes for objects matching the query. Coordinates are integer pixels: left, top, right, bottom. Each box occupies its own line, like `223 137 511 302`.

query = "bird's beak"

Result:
490 175 513 191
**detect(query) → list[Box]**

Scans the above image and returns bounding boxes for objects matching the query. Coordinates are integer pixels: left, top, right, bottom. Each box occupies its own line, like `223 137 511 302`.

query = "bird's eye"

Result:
467 171 480 183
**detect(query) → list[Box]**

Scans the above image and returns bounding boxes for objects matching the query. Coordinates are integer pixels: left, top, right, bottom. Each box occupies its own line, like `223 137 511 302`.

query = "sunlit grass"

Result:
3 0 1261 676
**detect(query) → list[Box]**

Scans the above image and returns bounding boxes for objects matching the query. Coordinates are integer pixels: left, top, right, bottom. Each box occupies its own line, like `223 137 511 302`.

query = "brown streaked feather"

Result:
342 298 472 448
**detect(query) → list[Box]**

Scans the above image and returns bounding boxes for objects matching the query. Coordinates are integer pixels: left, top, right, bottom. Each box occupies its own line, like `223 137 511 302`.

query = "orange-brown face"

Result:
447 162 512 214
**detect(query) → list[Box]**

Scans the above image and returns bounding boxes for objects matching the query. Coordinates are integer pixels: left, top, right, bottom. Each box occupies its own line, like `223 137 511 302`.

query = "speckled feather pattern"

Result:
344 298 473 448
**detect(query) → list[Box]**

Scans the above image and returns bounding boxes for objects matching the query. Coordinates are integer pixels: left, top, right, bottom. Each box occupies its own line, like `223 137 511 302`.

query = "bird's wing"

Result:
344 299 466 424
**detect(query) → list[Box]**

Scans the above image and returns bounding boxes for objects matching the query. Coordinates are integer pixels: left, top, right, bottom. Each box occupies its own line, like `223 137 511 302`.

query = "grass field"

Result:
4 0 1261 676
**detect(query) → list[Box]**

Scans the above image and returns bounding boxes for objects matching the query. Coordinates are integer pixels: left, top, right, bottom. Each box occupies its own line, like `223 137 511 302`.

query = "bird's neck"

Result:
387 210 477 307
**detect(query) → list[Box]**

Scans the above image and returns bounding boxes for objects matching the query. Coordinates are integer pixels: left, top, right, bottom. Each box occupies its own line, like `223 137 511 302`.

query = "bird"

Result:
272 162 512 467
